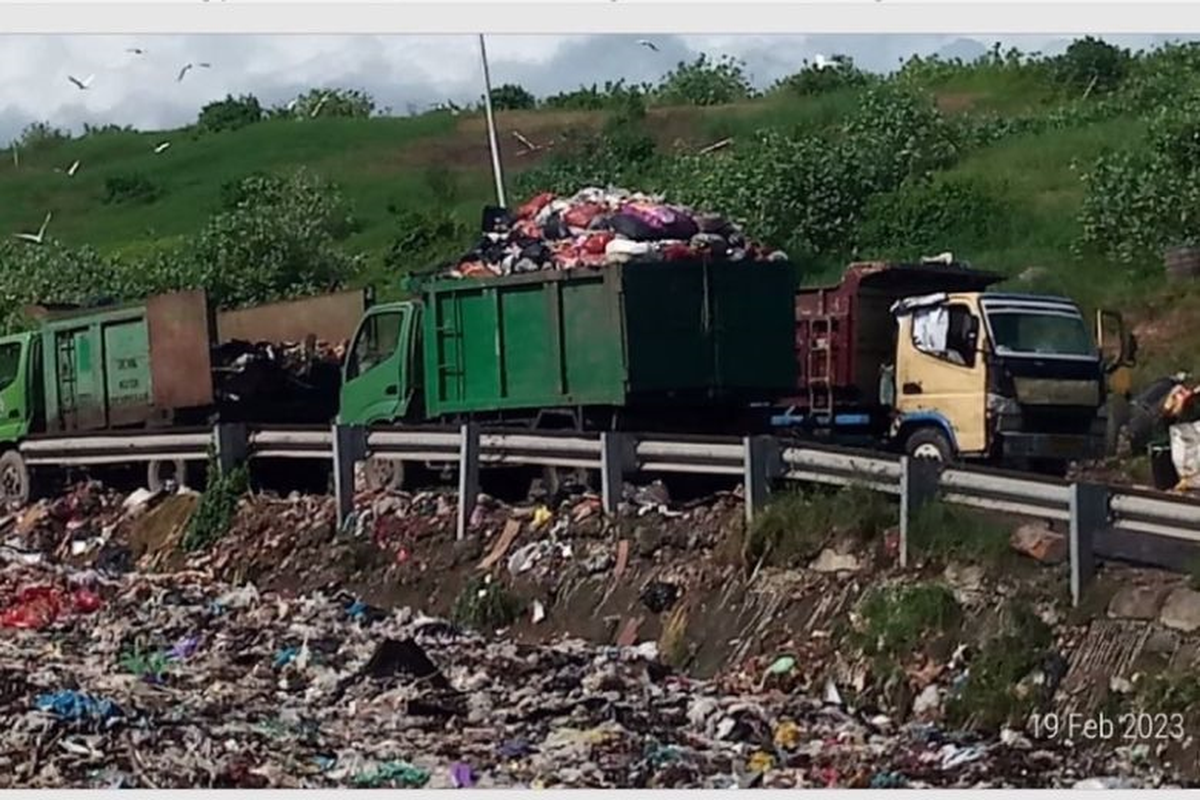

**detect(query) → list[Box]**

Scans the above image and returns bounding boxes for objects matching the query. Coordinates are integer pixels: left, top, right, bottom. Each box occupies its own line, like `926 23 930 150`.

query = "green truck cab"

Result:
339 259 799 487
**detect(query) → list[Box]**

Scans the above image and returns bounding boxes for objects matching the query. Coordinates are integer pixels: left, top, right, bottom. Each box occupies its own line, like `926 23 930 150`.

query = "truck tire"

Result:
904 427 954 463
147 458 190 492
363 457 406 492
0 450 31 507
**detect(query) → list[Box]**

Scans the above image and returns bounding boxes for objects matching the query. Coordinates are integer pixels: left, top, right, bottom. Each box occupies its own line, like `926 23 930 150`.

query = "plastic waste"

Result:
352 761 430 788
765 655 797 676
449 762 475 788
35 691 122 723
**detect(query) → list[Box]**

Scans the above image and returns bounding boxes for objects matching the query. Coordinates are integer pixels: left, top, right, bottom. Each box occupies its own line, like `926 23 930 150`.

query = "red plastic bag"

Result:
563 203 604 230
580 232 614 255
0 586 65 629
516 192 555 220
72 588 103 615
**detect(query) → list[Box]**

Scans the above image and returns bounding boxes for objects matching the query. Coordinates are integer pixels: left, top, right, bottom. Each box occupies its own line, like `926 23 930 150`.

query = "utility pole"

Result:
478 34 507 208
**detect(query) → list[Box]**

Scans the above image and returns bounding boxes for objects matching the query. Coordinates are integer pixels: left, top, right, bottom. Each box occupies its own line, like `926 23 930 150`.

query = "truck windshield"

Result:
986 310 1095 357
346 312 403 379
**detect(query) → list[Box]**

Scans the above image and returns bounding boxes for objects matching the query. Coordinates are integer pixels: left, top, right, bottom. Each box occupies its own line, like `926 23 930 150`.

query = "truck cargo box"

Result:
791 262 1001 414
422 259 797 418
39 288 369 433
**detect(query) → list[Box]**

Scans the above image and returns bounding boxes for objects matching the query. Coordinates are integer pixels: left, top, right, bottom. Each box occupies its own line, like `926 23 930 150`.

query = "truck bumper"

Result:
999 432 1106 461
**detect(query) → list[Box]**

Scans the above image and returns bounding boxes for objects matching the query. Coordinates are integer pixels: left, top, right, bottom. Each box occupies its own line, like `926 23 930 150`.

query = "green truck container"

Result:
339 258 798 438
0 288 369 504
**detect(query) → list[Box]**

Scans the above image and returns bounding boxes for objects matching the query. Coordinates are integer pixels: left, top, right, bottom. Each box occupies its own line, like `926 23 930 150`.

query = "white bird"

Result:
13 212 52 245
813 54 834 70
153 141 171 154
68 74 95 90
176 62 210 82
310 92 332 118
637 39 659 52
285 98 299 113
66 160 81 177
921 251 955 265
11 146 18 169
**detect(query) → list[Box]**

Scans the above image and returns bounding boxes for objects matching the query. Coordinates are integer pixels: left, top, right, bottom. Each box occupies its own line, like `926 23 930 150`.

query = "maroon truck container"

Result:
788 262 1001 417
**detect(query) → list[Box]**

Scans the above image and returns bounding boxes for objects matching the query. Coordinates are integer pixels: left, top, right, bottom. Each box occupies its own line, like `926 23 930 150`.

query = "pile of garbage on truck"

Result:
447 187 789 279
210 336 346 419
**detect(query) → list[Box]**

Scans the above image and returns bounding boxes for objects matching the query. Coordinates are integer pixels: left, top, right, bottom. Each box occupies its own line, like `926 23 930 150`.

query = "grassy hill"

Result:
3 41 1200 379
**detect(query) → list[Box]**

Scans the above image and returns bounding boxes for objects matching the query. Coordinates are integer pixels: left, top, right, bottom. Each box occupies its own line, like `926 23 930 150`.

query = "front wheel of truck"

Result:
903 427 954 463
0 450 31 507
362 457 406 492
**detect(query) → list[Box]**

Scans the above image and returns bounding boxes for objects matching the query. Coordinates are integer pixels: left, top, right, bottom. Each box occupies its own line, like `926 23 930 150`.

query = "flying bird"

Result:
68 74 95 90
66 160 81 177
310 92 332 118
637 39 659 52
153 141 171 154
176 62 210 82
13 212 52 245
126 47 146 55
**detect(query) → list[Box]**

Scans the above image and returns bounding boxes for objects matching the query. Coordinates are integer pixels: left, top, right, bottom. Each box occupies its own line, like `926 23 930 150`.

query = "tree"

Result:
1052 36 1131 95
488 83 537 111
774 55 874 97
283 87 376 119
197 94 264 133
654 54 754 106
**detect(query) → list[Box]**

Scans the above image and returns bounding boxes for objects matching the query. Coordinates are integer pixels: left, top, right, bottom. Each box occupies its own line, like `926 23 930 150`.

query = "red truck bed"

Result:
788 262 1002 415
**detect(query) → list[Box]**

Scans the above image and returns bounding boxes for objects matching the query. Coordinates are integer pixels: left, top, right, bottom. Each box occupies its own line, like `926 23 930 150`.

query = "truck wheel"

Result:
543 466 595 497
363 457 406 492
904 427 954 463
0 450 31 507
147 458 190 492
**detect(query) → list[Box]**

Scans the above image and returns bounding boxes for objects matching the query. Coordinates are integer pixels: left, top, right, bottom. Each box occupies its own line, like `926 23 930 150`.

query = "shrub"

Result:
286 88 376 119
746 485 896 568
856 176 1013 259
183 457 249 552
452 577 522 631
103 173 164 205
1052 36 1131 95
488 83 536 111
774 55 874 97
654 54 754 106
851 582 961 658
905 500 1015 565
197 94 264 133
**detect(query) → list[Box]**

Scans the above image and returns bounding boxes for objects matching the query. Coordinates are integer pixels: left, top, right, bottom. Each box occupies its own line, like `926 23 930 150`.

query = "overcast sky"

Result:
0 33 1190 143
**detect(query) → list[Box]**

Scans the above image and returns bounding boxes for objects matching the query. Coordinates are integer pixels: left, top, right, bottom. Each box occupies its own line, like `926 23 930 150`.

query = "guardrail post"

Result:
1069 482 1107 607
332 424 367 529
213 423 248 474
743 435 783 526
457 422 481 541
899 456 941 568
600 432 634 515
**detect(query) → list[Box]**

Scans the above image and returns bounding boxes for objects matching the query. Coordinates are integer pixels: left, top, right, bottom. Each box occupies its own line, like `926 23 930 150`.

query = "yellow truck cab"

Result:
890 291 1125 467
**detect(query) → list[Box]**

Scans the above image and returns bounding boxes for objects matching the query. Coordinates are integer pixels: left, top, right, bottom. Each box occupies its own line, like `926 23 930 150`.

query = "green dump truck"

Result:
338 259 798 488
0 288 369 504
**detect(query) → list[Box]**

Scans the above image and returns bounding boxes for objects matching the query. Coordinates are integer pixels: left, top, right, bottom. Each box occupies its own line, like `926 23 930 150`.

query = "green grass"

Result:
907 500 1016 566
746 484 897 568
851 582 961 658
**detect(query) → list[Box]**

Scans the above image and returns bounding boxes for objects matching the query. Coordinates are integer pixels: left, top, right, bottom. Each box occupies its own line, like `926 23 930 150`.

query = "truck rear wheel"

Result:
363 457 406 492
0 450 31 507
147 458 190 492
904 427 954 463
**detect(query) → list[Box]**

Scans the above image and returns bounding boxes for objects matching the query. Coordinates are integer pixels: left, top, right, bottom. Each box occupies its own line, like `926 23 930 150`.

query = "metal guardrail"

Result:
15 423 1200 590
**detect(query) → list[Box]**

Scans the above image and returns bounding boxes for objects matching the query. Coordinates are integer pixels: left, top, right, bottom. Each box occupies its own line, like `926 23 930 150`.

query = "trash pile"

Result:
0 549 1180 788
211 337 344 423
449 187 789 279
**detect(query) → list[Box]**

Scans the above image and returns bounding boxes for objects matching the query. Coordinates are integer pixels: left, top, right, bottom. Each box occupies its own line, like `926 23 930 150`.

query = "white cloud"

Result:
0 33 1191 143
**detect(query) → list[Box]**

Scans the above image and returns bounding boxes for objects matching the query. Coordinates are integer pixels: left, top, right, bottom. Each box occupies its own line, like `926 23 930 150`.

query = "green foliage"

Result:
906 500 1015 565
945 600 1053 731
544 80 650 111
0 240 128 332
852 582 961 658
146 169 361 308
103 173 164 205
489 83 536 111
774 55 874 97
452 577 522 631
383 208 465 272
856 176 1012 259
183 457 249 552
18 121 70 150
1134 670 1200 715
746 485 897 568
198 94 264 133
654 54 754 107
1051 36 1131 96
283 88 376 119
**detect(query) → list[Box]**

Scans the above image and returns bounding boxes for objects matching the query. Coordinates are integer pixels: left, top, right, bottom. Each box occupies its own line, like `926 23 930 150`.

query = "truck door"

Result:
895 301 988 454
339 304 416 425
54 327 101 430
0 336 30 444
